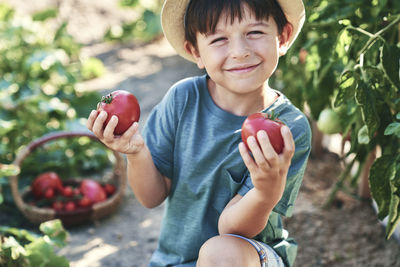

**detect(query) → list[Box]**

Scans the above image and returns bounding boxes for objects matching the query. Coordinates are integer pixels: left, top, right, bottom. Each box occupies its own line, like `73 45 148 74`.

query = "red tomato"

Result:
77 196 92 208
44 188 55 199
52 201 64 211
80 179 107 204
241 112 285 154
97 90 140 135
32 172 63 199
63 186 74 197
103 184 116 196
64 201 76 211
73 187 81 196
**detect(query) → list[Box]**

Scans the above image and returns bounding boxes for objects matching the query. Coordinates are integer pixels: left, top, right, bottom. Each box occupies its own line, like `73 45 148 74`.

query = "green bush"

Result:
0 219 69 267
104 0 163 42
0 3 109 213
271 0 400 239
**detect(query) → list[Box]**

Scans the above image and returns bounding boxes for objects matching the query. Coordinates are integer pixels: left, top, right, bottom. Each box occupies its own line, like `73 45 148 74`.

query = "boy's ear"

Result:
278 23 294 56
184 40 205 69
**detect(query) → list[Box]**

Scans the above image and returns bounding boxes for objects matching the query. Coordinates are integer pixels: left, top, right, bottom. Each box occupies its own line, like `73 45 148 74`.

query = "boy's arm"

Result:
126 147 171 208
87 110 171 208
218 126 294 237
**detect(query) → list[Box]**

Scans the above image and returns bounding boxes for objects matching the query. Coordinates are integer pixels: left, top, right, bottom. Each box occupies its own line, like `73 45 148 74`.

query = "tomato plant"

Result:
241 112 285 154
317 108 342 134
0 3 108 210
97 90 141 135
104 0 163 42
270 0 400 239
0 219 69 267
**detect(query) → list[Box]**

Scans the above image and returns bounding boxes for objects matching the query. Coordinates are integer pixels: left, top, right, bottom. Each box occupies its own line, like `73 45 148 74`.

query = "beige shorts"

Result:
225 234 285 267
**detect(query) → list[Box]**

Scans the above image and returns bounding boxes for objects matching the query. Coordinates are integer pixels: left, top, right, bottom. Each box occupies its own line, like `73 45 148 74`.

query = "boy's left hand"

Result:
238 125 295 203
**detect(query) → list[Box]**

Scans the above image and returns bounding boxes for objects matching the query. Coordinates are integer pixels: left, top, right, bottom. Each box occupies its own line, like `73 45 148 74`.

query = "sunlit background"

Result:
0 0 399 266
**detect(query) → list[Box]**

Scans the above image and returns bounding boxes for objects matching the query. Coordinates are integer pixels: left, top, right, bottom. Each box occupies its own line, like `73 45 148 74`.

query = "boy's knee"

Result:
197 235 258 267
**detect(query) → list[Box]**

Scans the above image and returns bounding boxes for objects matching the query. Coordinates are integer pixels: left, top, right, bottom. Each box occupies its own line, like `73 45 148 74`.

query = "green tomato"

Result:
317 108 342 134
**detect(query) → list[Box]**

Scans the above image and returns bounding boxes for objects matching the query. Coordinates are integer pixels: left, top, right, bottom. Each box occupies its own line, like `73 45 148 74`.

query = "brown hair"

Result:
184 0 289 47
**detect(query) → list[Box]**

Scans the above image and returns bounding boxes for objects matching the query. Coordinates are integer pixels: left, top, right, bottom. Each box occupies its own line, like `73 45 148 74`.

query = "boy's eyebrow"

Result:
248 21 272 27
206 21 272 35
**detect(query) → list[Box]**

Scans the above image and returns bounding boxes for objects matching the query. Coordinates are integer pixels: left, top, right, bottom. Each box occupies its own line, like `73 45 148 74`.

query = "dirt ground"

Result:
4 1 400 266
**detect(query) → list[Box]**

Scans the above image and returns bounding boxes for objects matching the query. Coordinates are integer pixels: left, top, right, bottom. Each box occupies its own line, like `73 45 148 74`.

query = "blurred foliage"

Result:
271 0 400 239
104 0 163 42
0 3 110 220
0 219 69 267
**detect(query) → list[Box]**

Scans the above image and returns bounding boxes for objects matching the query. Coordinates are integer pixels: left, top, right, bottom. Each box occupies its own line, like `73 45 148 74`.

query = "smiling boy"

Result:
87 0 311 266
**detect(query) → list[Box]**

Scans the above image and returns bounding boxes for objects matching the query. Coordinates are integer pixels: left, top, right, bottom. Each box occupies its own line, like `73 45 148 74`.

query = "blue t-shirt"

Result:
143 75 311 267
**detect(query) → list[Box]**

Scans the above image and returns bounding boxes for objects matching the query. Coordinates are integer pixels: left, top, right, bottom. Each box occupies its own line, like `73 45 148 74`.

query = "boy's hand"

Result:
86 110 144 155
238 125 295 203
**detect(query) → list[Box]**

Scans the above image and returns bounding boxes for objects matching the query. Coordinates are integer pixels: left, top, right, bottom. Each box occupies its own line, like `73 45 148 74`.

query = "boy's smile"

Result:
185 4 291 116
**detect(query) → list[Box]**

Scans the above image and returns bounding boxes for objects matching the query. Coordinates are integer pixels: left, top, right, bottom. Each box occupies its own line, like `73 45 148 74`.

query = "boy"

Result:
87 0 310 266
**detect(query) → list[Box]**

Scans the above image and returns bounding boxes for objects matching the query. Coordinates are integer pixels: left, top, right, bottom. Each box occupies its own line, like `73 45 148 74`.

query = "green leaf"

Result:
355 80 379 139
32 8 58 21
1 236 27 260
369 155 396 220
0 163 20 177
386 173 400 239
80 57 106 80
25 236 69 267
119 0 140 8
357 125 370 144
384 122 400 138
334 69 356 108
0 119 17 136
380 44 400 90
0 3 15 21
0 226 38 243
39 219 68 248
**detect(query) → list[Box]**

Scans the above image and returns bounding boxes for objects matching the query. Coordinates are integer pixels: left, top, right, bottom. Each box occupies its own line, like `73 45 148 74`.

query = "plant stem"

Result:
359 14 400 56
324 156 357 208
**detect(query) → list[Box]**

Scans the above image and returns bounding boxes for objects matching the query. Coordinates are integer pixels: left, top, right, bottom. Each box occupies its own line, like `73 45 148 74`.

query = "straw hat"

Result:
161 0 305 63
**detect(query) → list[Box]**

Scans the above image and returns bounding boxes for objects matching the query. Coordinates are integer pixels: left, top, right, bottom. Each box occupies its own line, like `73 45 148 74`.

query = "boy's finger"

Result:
281 126 295 159
121 122 139 140
103 115 118 142
238 142 256 173
257 130 278 166
92 111 108 136
86 110 98 130
247 135 271 169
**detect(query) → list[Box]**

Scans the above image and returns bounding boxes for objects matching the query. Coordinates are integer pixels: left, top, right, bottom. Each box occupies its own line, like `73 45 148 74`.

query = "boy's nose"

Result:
229 38 250 59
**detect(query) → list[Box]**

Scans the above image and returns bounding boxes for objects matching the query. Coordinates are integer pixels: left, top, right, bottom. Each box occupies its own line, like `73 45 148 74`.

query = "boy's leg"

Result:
196 235 261 267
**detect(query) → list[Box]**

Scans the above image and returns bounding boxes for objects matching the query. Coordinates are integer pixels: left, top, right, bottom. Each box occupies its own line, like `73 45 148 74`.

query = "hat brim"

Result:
161 0 305 63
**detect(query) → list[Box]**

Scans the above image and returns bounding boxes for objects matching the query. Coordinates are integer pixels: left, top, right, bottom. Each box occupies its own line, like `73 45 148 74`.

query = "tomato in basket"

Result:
80 179 107 204
32 172 64 199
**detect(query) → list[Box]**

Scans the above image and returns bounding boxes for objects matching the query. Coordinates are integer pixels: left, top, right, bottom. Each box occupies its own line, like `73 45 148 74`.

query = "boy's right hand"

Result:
86 110 144 155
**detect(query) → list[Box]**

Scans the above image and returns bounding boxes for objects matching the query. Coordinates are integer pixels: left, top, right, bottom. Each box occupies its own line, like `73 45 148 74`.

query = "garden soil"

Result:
4 0 400 266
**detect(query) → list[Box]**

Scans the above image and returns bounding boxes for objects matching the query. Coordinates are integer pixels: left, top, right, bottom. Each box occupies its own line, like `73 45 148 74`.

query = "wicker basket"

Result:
8 131 127 227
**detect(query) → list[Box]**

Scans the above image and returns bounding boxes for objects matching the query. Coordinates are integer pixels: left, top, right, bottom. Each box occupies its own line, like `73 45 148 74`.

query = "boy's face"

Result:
185 4 291 96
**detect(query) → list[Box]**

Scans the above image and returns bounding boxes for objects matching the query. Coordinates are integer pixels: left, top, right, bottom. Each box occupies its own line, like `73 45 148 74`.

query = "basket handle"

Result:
13 131 99 166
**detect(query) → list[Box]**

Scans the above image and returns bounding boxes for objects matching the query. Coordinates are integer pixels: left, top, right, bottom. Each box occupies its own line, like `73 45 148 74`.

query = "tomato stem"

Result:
101 94 113 104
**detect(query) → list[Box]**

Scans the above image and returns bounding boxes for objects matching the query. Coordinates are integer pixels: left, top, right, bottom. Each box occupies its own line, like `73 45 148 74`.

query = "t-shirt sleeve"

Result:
238 113 311 217
142 86 180 179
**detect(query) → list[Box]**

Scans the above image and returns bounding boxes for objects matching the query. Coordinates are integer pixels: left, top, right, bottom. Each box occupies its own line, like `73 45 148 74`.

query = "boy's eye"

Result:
248 31 264 35
210 37 226 44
